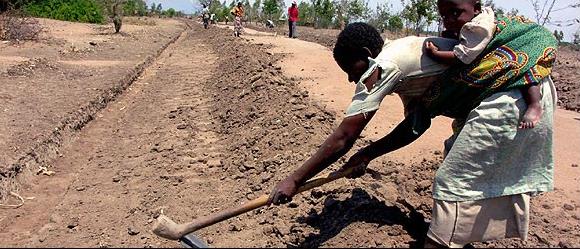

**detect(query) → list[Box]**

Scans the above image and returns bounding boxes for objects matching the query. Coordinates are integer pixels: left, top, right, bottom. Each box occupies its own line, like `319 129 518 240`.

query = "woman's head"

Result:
437 0 481 35
333 22 384 83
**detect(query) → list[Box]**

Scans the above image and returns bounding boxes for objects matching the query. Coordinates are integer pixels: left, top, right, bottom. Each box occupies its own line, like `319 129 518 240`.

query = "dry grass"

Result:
0 10 43 42
123 16 156 26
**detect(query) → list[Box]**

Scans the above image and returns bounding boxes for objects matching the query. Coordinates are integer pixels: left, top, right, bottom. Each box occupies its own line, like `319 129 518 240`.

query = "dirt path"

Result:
0 23 224 247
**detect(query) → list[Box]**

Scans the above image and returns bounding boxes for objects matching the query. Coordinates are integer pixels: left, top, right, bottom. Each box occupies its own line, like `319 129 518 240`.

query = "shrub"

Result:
24 0 104 24
0 10 42 41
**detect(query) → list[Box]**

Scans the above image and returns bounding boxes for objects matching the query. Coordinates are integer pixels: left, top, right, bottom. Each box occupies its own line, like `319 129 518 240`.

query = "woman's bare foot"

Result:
519 102 543 129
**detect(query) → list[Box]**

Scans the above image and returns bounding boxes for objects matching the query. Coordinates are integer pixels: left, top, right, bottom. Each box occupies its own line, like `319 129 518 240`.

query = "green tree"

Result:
262 0 279 20
400 0 437 34
24 0 105 23
297 1 313 26
308 0 333 28
277 0 286 20
346 0 368 23
150 2 157 14
252 0 262 23
164 7 175 17
123 0 147 16
243 0 252 22
333 0 347 29
369 2 391 31
217 1 231 22
156 3 162 13
387 14 403 32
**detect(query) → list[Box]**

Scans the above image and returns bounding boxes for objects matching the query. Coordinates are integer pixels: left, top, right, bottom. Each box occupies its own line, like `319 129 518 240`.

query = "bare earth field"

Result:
0 19 579 248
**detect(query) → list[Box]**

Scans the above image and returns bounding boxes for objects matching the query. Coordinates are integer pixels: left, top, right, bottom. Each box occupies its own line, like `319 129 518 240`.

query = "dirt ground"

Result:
0 19 579 248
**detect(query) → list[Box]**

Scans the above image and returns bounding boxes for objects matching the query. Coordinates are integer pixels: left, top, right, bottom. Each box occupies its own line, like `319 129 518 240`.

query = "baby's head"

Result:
333 22 384 83
437 0 481 36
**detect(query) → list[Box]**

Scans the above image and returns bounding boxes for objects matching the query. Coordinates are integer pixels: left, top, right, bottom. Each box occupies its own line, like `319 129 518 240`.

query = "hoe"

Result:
152 167 356 248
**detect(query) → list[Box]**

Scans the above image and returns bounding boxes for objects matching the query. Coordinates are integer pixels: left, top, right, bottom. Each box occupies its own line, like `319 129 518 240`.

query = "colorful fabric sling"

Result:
424 15 558 118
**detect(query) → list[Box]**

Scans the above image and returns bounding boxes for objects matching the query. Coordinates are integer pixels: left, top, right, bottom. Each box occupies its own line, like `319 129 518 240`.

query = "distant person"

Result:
287 1 299 38
425 0 543 129
268 21 557 248
230 2 244 37
265 19 275 29
201 4 210 29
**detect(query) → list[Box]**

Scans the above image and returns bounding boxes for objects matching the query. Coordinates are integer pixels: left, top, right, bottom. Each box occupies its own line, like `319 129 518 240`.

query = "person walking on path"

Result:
230 2 244 37
288 1 299 38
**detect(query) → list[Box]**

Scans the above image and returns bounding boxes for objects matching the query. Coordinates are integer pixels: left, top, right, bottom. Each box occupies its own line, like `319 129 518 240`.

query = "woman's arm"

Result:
341 105 432 178
267 111 375 204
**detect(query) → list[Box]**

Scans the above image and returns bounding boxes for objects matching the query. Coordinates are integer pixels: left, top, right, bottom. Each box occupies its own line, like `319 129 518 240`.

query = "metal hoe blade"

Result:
180 233 209 248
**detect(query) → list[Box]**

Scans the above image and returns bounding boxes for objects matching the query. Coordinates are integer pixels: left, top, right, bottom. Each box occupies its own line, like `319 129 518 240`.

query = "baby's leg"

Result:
519 84 543 129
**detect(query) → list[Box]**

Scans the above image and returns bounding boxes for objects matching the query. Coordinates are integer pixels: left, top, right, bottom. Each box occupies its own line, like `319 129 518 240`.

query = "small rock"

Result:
417 180 431 190
206 159 222 168
89 41 97 46
112 176 121 182
262 226 275 234
311 190 324 199
229 224 241 232
176 124 188 129
128 227 140 235
559 240 572 248
75 186 86 191
67 221 79 229
563 203 575 211
206 237 214 244
572 164 578 168
244 163 256 170
288 202 299 208
541 203 554 209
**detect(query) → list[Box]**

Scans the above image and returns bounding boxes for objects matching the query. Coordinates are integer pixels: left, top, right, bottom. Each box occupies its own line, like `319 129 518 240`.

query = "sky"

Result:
145 0 579 41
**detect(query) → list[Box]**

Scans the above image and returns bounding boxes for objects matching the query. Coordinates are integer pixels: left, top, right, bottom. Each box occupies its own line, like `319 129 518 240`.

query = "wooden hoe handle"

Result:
152 168 354 240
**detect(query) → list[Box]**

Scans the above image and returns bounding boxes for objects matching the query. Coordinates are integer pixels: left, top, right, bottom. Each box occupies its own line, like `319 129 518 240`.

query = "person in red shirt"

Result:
288 1 299 38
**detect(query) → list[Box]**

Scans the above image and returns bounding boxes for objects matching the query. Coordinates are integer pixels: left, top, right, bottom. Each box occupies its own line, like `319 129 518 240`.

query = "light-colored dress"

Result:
453 7 496 64
345 36 458 118
345 35 554 202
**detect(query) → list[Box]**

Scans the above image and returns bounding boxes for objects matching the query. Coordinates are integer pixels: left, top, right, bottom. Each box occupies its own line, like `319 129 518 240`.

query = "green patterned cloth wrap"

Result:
425 15 558 118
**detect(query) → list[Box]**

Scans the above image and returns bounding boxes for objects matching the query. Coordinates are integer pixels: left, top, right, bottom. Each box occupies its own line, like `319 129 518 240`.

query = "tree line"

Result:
200 0 578 42
201 0 418 32
0 0 185 24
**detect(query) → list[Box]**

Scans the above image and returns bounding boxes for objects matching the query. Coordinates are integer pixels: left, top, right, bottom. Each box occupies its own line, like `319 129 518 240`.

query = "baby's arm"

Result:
426 41 460 65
